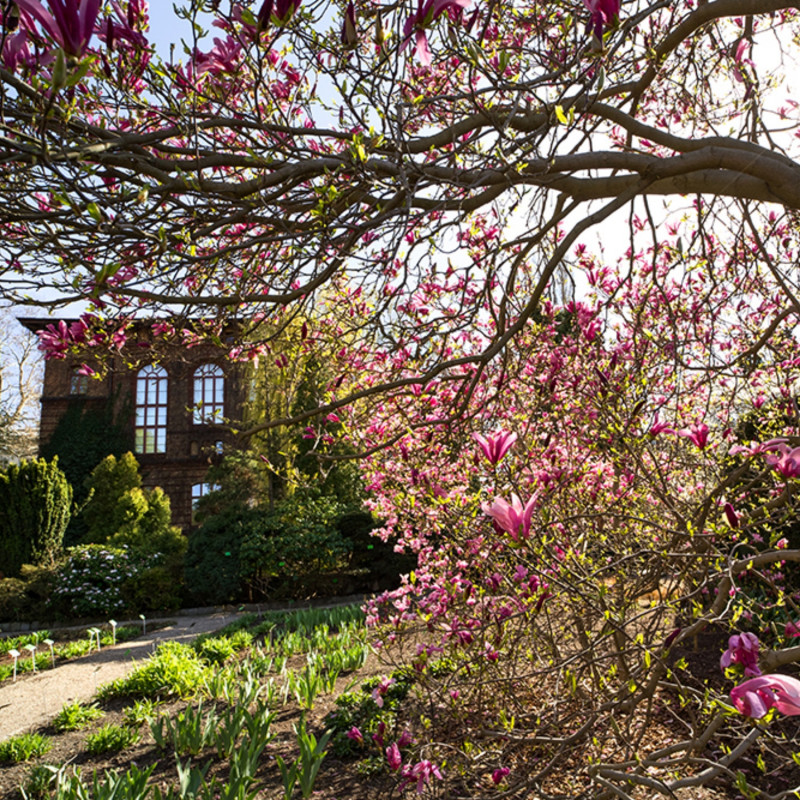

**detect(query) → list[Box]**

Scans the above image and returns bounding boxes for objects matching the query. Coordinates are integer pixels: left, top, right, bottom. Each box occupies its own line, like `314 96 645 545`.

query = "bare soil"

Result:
2 617 800 800
0 617 392 799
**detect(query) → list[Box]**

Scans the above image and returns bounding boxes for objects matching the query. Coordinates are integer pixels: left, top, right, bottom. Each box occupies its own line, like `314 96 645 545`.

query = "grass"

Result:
0 733 52 764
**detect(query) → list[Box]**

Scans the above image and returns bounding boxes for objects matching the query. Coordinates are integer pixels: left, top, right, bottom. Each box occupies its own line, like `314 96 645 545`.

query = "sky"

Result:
147 3 215 58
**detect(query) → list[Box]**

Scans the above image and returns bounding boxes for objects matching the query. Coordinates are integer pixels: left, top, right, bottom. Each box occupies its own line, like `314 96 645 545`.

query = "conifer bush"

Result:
82 453 185 555
0 457 72 578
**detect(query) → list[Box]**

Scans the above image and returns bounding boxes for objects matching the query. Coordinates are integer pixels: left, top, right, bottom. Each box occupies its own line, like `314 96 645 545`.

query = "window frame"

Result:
69 367 89 396
193 363 225 425
191 482 220 520
134 364 168 454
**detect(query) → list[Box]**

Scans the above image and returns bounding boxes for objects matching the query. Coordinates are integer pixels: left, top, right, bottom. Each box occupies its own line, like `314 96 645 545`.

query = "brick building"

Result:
18 318 246 530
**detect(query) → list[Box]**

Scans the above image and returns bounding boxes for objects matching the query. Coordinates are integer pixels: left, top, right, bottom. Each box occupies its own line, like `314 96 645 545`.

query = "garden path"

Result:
0 610 241 741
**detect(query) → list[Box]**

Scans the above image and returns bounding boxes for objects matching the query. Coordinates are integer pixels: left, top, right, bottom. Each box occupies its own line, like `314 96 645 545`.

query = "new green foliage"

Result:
82 452 185 555
0 457 72 577
0 733 52 763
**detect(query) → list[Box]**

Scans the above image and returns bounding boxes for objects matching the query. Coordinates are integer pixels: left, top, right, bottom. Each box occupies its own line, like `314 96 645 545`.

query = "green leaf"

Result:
66 57 93 88
555 105 569 125
51 49 67 90
595 65 606 94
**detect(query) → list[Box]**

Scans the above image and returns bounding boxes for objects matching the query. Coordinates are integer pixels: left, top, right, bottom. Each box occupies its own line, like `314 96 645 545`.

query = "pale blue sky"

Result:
146 3 215 58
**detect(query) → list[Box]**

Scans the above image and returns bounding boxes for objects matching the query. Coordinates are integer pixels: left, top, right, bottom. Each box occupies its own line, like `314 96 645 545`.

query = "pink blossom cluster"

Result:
721 632 761 677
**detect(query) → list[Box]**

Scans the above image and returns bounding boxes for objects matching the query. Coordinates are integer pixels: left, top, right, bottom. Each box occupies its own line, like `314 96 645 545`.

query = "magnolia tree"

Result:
3 0 800 795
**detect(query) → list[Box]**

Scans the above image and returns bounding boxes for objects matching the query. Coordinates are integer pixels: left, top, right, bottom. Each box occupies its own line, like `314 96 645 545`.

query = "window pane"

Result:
135 365 168 454
193 364 225 425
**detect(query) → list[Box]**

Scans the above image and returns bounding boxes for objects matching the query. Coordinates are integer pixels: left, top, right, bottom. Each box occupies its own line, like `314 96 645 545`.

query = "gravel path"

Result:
0 611 242 740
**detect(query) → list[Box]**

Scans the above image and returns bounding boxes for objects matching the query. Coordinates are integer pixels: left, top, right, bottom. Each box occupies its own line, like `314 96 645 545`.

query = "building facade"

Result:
18 319 246 530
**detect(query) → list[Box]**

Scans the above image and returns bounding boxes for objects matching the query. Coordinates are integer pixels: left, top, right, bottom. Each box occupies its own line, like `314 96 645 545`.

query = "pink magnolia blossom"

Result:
37 317 90 359
649 414 675 436
2 30 33 71
731 674 800 718
678 422 709 450
401 0 471 66
98 0 148 52
372 720 385 747
341 0 357 47
400 760 444 794
491 767 510 784
386 742 402 771
764 443 800 479
720 632 761 677
481 494 536 542
397 729 414 747
723 502 739 529
194 36 243 78
16 0 101 58
257 0 302 29
346 726 363 743
729 438 788 458
733 38 754 84
371 676 395 708
583 0 620 39
472 430 517 465
785 621 800 638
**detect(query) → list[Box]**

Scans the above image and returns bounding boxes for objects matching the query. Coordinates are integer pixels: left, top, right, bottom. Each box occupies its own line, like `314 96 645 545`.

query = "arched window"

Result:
193 363 225 424
135 365 168 454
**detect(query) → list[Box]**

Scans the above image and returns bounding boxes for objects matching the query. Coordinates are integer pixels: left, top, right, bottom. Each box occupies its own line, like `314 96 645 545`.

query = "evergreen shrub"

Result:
0 457 72 578
82 453 186 556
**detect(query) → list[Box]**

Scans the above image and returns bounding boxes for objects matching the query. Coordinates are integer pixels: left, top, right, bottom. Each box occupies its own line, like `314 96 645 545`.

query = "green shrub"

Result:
0 576 27 621
238 496 350 598
187 498 392 604
85 724 140 755
337 510 417 590
184 508 252 604
0 733 52 763
53 702 104 732
0 565 56 623
193 629 253 665
0 458 72 578
120 561 183 614
122 698 161 728
82 453 186 556
194 635 237 665
49 545 151 618
41 395 133 547
81 452 140 542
